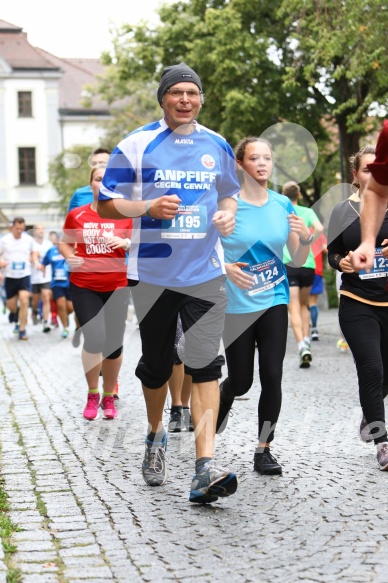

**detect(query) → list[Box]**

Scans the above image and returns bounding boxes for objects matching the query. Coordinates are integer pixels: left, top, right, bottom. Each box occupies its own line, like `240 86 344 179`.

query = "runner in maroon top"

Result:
59 167 132 420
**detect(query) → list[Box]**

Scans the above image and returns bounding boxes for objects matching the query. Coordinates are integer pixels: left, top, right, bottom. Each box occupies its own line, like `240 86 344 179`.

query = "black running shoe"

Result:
168 407 184 432
254 450 282 475
216 384 234 434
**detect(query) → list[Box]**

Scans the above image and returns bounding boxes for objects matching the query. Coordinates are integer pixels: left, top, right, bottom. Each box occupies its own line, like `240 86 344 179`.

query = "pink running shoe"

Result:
113 381 119 400
101 396 118 419
83 393 100 420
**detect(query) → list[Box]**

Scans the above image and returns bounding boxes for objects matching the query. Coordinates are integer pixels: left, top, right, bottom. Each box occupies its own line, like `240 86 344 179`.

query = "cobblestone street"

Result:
0 308 387 582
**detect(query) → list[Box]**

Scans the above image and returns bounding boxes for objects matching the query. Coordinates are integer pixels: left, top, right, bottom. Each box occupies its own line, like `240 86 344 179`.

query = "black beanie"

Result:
157 62 202 105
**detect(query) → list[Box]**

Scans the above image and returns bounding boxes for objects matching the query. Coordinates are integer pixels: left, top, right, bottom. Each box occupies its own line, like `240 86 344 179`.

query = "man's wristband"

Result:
299 233 313 246
145 201 153 217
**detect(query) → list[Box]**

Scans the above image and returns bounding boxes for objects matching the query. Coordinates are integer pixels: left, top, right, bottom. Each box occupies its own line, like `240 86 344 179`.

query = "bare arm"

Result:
30 250 39 264
351 175 388 272
311 218 324 240
225 262 254 290
285 213 312 267
212 196 238 236
58 241 84 269
97 195 181 220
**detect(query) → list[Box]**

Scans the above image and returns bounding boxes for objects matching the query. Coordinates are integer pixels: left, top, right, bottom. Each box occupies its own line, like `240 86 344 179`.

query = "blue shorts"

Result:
52 286 72 301
311 274 323 295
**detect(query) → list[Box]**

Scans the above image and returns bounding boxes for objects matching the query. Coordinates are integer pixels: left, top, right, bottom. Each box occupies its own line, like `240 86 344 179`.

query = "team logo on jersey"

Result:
201 154 215 170
175 138 194 145
211 257 220 268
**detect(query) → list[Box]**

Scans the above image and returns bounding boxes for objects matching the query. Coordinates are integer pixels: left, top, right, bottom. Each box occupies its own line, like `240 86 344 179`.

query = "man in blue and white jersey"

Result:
97 62 239 504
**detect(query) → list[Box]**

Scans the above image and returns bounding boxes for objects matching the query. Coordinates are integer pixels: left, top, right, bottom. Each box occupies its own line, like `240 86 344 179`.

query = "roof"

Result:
0 19 109 112
0 20 59 70
0 19 22 32
35 48 109 112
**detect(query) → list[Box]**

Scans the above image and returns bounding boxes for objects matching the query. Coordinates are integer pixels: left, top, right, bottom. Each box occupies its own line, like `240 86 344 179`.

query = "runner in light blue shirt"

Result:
217 136 312 477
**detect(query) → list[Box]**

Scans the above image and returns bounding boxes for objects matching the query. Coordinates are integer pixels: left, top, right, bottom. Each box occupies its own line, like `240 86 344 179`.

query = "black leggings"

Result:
339 295 388 444
70 284 130 359
222 304 288 443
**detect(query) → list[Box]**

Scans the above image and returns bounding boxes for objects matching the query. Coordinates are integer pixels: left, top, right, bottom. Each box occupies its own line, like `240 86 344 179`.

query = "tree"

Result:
91 0 331 203
48 145 96 214
87 0 388 201
279 0 388 183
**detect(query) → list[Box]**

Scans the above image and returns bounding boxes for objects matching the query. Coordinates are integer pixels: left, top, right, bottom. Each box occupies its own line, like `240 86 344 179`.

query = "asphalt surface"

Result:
0 306 387 582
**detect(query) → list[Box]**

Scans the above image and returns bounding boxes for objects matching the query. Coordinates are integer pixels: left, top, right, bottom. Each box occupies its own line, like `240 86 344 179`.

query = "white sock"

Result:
298 340 305 351
304 336 310 345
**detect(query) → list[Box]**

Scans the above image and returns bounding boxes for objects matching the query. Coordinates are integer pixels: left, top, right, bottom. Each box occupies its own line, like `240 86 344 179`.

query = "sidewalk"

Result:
0 308 387 582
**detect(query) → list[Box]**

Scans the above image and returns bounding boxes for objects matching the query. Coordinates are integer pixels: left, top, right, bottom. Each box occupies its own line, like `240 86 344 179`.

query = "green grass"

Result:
0 470 21 583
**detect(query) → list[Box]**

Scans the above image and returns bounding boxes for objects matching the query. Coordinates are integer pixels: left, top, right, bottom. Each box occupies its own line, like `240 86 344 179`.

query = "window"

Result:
18 91 32 117
18 148 36 184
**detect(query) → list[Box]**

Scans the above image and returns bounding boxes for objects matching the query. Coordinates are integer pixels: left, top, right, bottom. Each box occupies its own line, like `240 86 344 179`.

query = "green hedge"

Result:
324 266 338 309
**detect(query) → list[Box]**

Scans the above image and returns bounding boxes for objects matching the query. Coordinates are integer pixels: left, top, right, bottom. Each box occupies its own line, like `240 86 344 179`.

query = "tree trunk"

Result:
336 114 361 185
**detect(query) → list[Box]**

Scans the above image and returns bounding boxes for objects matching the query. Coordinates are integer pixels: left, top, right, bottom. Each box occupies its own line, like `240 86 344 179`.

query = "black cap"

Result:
157 62 202 105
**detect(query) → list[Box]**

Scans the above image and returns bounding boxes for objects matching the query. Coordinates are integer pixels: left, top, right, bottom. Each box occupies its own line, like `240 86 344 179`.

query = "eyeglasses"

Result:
164 89 202 100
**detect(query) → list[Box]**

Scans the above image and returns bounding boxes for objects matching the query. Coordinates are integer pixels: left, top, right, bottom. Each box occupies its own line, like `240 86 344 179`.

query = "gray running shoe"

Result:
299 346 312 368
142 436 168 486
359 414 373 443
168 407 184 432
311 328 319 341
183 407 194 432
376 442 388 471
189 460 238 504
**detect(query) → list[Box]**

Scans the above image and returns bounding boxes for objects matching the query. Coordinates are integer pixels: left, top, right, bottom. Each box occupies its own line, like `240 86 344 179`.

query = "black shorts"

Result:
4 276 31 300
286 266 315 289
130 276 227 387
32 282 51 294
173 315 184 365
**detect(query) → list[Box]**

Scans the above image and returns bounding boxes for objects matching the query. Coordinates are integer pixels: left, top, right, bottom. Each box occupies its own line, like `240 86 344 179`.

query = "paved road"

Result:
0 307 387 582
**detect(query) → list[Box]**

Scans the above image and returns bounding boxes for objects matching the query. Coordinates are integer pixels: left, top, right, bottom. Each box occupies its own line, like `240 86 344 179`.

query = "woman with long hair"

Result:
217 137 312 474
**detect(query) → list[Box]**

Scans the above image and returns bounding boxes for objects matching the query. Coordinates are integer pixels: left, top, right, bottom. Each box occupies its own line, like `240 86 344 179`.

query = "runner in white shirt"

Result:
31 225 53 332
0 217 39 340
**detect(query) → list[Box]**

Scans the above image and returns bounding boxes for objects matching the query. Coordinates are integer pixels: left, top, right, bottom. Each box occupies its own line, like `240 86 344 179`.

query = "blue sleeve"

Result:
67 192 78 213
216 140 240 201
99 146 137 201
287 199 294 214
42 249 51 266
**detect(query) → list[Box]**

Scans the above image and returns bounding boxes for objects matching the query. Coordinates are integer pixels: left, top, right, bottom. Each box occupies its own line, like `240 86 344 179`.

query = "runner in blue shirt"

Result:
67 149 111 212
97 63 239 504
216 137 312 475
42 244 73 338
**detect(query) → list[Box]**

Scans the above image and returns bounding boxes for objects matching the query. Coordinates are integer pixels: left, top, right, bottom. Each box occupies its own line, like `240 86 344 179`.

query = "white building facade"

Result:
0 20 109 231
